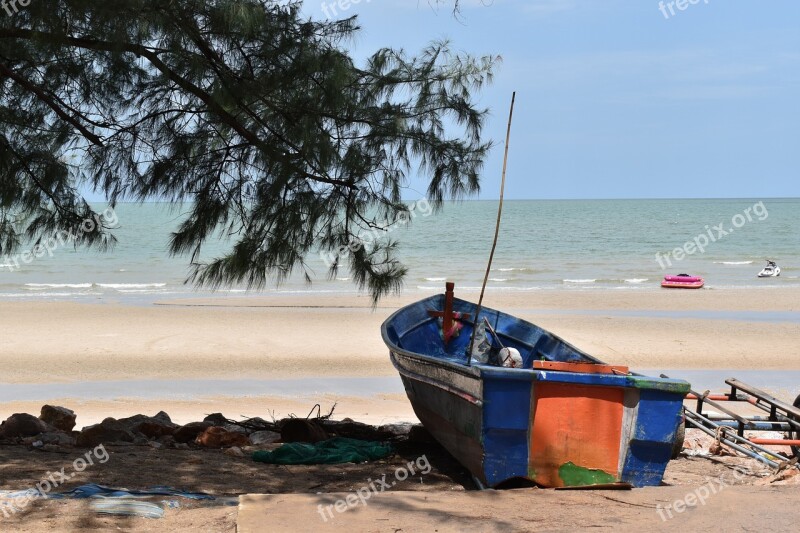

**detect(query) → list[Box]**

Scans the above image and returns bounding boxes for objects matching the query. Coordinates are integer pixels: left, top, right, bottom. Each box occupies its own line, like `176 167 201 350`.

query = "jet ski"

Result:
757 260 781 278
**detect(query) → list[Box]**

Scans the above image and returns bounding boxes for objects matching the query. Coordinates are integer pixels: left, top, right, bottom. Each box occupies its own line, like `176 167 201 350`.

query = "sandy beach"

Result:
1 287 798 426
2 0 798 529
1 288 799 531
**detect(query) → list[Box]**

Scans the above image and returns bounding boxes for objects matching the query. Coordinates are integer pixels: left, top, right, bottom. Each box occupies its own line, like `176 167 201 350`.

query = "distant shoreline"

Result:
2 281 799 307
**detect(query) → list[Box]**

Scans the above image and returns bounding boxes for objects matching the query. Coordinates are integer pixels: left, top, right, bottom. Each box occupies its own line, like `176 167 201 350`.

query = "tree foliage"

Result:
0 0 496 302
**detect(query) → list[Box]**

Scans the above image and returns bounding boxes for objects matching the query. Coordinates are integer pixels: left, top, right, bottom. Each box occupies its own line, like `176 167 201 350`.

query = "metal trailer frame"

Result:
678 377 800 468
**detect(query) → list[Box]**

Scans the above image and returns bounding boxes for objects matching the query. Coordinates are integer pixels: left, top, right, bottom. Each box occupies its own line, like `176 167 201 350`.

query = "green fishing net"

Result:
252 437 393 465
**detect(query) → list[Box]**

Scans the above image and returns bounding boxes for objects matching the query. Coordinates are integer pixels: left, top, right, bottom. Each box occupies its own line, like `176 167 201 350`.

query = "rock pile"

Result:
0 407 420 457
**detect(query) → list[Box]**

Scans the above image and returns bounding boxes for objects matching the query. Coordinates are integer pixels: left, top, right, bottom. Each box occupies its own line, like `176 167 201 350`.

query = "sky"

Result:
299 0 800 199
70 1 799 202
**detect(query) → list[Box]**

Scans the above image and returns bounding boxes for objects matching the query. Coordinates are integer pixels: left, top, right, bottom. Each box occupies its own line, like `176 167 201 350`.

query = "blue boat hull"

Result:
383 293 690 488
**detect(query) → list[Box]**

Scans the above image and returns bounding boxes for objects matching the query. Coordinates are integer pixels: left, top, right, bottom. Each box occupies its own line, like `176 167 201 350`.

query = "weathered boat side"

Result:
383 293 690 488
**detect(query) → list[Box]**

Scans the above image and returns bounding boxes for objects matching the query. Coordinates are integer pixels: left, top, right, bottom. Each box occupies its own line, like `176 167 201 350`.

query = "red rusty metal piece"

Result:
685 394 733 401
747 438 800 446
427 282 470 345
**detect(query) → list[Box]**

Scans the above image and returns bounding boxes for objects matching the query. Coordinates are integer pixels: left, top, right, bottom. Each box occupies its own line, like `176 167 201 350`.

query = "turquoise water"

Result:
1 198 798 303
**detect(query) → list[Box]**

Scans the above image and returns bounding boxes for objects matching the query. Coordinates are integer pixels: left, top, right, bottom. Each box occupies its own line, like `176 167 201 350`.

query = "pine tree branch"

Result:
0 60 104 146
2 140 80 222
0 28 359 191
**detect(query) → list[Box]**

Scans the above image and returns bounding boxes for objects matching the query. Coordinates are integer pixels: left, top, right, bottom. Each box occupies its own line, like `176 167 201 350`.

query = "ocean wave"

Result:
713 261 754 265
96 283 167 289
24 282 170 290
336 277 351 281
624 278 649 284
1 291 102 298
488 278 508 282
116 289 178 294
563 279 596 284
424 277 447 282
416 285 541 292
25 283 93 289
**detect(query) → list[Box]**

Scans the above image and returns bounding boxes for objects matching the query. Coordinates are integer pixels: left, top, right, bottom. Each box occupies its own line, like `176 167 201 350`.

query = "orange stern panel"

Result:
529 383 625 488
533 360 629 375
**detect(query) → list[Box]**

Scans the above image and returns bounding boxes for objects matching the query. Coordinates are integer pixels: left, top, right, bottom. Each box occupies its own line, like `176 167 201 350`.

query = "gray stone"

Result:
0 413 56 439
222 424 248 435
76 418 135 447
203 413 228 426
38 431 76 447
117 412 178 439
249 430 281 446
318 418 398 440
39 405 77 432
158 434 176 447
173 421 212 443
223 446 245 457
378 423 414 438
245 417 274 429
279 418 328 443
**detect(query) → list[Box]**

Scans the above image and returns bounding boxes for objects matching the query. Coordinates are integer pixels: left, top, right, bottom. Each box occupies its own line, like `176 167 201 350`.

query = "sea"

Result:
1 198 798 304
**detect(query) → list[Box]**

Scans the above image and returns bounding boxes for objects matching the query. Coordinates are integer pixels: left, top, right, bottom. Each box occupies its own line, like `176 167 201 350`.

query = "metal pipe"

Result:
745 400 800 431
713 420 792 432
685 408 790 459
684 415 778 468
692 395 751 426
749 439 800 446
683 409 787 468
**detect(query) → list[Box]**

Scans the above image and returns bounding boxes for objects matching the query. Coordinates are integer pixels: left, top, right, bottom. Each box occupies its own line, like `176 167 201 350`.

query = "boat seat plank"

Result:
725 378 800 420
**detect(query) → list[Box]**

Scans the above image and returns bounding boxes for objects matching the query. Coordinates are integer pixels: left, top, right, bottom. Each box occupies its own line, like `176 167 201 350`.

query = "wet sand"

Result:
1 287 798 426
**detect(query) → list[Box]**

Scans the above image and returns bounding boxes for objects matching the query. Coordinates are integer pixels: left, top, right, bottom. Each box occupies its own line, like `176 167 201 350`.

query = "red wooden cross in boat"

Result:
427 282 471 345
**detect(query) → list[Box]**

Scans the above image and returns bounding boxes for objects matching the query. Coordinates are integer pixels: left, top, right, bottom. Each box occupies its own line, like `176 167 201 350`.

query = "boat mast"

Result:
467 91 516 361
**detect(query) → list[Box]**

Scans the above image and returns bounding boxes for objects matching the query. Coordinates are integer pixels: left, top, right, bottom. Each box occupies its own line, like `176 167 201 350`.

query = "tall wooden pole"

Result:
467 91 516 361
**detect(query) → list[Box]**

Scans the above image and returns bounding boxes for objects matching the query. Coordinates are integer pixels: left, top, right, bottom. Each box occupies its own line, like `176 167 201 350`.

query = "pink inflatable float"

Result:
662 274 704 289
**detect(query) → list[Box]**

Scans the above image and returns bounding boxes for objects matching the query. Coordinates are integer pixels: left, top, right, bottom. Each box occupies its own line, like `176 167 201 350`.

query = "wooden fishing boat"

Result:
382 283 690 488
